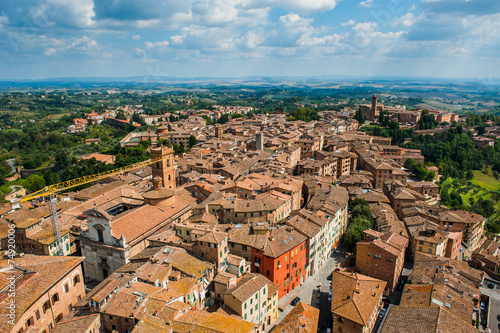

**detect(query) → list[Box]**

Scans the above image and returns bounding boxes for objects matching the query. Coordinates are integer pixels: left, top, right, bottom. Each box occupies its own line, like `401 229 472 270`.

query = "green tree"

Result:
217 114 230 124
189 135 197 148
116 112 127 120
26 174 46 192
354 109 365 124
201 115 213 126
139 140 151 148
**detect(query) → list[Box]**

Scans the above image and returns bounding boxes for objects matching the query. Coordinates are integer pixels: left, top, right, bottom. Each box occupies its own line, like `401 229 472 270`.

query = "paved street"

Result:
488 297 500 333
480 279 500 333
266 245 346 332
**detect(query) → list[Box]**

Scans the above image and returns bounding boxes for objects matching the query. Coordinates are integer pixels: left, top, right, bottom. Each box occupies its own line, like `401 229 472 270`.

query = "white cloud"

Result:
131 34 141 40
271 0 342 14
0 15 9 27
144 41 169 50
391 13 415 27
36 35 98 56
70 36 98 51
358 0 374 8
44 48 56 56
133 48 146 57
341 19 356 26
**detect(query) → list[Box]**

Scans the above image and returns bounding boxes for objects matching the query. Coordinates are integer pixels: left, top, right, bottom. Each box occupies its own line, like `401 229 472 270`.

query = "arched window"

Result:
94 225 105 243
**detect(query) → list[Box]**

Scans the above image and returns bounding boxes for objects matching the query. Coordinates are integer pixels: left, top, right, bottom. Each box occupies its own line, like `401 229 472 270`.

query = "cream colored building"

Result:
222 273 278 333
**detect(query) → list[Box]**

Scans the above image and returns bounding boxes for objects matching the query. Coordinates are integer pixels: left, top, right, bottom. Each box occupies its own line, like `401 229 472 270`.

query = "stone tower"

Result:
371 94 378 120
150 147 176 189
256 132 264 150
215 125 223 140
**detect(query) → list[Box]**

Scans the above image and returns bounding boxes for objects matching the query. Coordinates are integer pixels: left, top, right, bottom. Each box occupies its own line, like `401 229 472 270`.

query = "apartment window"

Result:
35 310 41 320
419 246 423 251
43 300 51 313
242 245 247 251
51 293 59 305
277 260 280 268
244 314 247 320
250 298 253 305
55 313 63 323
367 252 370 256
250 308 253 315
267 270 270 276
428 249 432 254
64 283 69 293
48 323 53 331
26 316 34 326
244 303 247 310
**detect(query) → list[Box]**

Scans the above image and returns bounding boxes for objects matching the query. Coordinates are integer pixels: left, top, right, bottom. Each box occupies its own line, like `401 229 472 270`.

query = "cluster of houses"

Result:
1 102 497 333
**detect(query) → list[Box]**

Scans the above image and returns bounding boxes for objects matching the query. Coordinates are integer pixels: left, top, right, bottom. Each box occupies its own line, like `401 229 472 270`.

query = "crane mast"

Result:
12 154 168 256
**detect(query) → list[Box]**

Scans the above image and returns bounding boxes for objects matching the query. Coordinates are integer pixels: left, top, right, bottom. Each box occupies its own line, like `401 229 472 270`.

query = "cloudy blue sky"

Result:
0 0 499 80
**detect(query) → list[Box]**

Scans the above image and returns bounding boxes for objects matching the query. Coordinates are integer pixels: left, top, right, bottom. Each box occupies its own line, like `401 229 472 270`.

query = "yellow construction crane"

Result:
18 155 165 202
13 155 166 256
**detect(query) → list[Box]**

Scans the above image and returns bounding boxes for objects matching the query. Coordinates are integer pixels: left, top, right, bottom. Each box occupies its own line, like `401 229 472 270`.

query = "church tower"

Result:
371 94 378 120
150 147 176 189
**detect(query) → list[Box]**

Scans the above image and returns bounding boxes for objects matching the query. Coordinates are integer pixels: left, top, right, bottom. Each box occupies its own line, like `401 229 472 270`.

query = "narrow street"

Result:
480 279 500 332
267 245 347 332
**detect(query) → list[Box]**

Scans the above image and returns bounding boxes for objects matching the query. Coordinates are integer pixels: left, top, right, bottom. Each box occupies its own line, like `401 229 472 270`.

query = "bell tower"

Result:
371 94 378 120
150 147 176 189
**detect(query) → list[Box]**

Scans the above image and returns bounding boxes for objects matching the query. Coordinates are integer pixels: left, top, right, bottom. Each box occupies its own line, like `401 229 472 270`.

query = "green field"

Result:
471 171 500 191
441 171 500 209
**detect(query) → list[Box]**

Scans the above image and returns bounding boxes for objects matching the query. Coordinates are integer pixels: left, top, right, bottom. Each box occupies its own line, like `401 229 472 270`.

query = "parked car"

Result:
291 297 300 306
327 274 333 281
383 298 391 306
335 267 341 272
488 282 495 289
379 308 387 319
480 302 486 311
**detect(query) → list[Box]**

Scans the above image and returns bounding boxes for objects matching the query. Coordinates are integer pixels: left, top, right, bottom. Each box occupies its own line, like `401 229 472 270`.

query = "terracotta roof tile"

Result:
330 272 386 326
